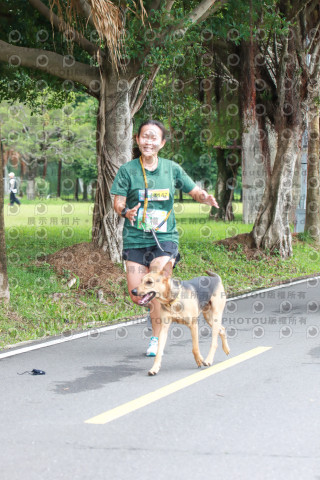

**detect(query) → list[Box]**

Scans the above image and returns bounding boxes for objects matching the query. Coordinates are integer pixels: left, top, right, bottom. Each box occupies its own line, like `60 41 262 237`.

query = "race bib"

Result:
138 189 170 202
137 208 168 232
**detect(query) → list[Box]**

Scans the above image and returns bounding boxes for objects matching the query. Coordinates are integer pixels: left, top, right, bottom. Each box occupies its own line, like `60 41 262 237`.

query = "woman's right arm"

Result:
114 195 127 216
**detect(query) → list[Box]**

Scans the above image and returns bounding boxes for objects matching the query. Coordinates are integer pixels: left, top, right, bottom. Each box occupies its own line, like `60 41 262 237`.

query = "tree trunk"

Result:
225 151 240 221
83 182 88 201
240 40 268 224
211 148 239 221
290 146 303 225
0 134 10 304
57 158 62 197
252 126 302 257
42 160 47 179
92 73 137 263
91 180 97 201
27 179 36 200
251 27 306 258
75 177 79 201
304 110 320 242
25 157 37 200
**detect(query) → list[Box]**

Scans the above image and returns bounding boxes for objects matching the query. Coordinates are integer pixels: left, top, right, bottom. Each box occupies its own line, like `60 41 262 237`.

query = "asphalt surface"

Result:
0 277 320 480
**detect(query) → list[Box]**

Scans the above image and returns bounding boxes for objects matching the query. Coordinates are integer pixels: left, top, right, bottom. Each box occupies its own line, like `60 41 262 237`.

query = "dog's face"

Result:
131 261 173 305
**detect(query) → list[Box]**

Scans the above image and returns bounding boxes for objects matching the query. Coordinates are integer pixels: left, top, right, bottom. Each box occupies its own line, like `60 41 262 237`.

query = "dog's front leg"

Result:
148 315 172 376
189 317 205 367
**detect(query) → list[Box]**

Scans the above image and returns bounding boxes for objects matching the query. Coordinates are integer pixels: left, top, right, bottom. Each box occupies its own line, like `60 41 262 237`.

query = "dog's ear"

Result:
161 260 173 278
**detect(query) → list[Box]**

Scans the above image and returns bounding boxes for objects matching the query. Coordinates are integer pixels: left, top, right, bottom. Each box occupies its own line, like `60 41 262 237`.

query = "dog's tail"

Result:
205 270 219 277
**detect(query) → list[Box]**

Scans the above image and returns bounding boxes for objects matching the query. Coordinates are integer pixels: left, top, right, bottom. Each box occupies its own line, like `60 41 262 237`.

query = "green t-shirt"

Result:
110 157 196 249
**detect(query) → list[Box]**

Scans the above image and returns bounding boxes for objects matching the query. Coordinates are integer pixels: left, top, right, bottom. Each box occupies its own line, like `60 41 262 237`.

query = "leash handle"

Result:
17 369 46 375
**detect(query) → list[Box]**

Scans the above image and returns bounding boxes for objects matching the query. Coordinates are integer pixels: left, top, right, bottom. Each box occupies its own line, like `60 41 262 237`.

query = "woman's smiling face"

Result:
136 124 166 158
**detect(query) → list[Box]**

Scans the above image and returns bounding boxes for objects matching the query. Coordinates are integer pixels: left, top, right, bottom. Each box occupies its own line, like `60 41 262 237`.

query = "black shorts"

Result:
123 241 180 268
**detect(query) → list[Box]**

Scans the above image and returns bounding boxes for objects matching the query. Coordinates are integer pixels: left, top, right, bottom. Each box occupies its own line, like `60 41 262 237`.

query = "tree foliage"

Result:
0 93 97 195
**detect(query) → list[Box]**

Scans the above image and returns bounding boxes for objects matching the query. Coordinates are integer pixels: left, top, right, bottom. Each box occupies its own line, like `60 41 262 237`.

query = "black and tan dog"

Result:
132 261 230 376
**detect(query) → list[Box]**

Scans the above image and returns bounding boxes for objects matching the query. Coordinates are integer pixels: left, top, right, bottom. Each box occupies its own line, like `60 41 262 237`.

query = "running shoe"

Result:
146 336 158 357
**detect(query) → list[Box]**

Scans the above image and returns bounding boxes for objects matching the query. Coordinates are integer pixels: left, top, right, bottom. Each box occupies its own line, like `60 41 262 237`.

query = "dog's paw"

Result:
195 356 204 367
202 360 211 367
148 370 157 376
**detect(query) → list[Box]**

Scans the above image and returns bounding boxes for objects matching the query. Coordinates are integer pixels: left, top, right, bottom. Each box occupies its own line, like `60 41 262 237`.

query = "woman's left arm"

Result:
188 186 219 208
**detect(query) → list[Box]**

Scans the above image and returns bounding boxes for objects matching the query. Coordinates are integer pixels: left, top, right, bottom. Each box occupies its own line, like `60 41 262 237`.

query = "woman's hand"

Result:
188 187 219 208
126 203 141 226
201 193 219 208
114 196 141 225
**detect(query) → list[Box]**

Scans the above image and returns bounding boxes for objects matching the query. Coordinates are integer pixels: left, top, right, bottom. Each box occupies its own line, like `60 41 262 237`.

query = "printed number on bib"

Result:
138 189 170 202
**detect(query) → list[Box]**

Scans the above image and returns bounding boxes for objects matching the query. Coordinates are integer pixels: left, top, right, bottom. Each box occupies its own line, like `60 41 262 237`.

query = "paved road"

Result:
0 277 320 480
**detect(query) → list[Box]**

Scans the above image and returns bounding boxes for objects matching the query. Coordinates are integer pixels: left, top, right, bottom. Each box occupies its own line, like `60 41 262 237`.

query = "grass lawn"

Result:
0 197 319 349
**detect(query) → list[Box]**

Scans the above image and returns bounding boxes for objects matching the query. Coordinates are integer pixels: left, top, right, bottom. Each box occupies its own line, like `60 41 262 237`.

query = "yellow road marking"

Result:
85 346 272 425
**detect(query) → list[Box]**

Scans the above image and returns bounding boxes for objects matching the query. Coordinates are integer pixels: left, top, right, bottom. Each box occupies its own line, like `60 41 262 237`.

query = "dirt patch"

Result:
39 242 126 292
215 232 267 260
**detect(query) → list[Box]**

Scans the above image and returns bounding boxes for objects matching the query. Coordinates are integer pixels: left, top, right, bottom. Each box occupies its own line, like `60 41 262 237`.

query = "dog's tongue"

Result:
138 293 154 305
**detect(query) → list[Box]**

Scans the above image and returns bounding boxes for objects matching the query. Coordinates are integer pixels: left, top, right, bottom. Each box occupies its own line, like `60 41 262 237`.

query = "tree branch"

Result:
78 0 95 27
213 53 239 84
197 0 228 24
161 0 226 39
0 40 100 90
294 18 307 73
130 64 160 117
273 33 279 69
287 0 314 22
309 41 320 79
164 0 175 12
307 18 320 55
180 0 226 28
28 0 100 58
277 35 289 111
129 75 144 110
259 57 277 91
148 0 162 14
306 0 320 18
